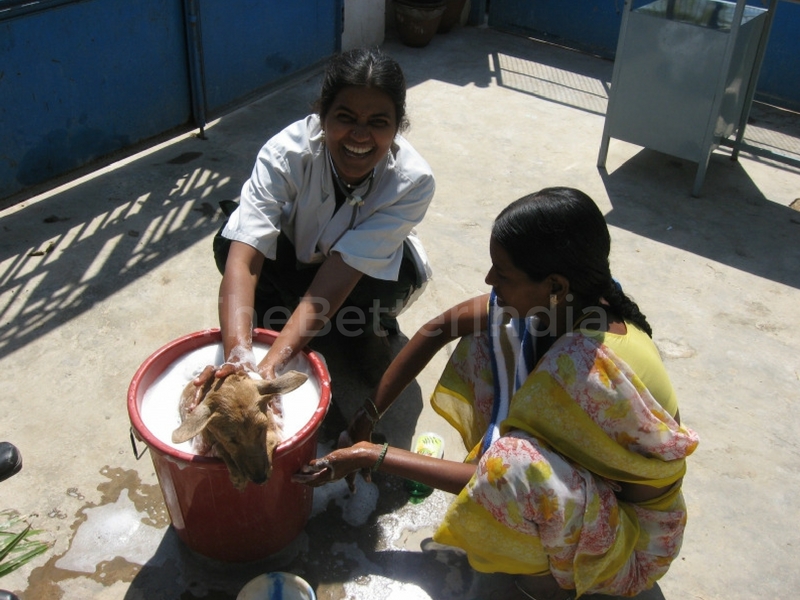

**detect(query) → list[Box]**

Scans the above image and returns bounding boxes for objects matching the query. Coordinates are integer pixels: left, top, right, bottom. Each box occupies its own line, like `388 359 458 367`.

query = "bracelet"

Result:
355 406 379 428
363 397 383 424
372 442 389 472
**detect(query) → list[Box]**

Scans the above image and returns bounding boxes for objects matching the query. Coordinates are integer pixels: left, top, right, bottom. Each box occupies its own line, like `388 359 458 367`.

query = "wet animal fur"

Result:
172 370 307 490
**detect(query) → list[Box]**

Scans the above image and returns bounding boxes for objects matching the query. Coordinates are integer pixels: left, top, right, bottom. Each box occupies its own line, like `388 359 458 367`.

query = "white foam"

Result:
55 489 165 572
139 342 323 454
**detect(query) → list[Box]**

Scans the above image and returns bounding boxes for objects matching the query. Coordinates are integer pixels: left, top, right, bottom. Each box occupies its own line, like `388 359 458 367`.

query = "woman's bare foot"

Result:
514 574 574 600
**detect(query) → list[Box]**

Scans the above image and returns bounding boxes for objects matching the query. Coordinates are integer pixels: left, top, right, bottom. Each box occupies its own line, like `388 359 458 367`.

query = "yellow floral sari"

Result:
430 323 699 597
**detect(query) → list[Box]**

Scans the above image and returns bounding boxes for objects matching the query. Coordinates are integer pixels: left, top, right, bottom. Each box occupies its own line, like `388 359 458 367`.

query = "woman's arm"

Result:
257 252 363 379
292 441 477 495
217 241 265 370
296 294 489 492
346 293 491 444
188 241 264 404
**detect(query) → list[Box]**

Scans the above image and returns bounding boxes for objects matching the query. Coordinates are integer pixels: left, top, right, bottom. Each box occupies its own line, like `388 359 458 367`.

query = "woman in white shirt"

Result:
209 48 435 382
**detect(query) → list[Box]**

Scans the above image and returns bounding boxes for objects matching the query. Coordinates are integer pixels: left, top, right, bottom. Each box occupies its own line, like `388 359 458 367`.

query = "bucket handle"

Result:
129 427 149 460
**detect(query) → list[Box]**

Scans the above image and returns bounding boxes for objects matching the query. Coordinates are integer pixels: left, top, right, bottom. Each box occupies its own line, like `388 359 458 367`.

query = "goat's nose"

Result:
251 472 268 484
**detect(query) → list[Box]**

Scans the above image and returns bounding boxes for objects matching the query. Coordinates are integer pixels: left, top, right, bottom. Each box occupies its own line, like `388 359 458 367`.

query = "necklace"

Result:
327 149 374 207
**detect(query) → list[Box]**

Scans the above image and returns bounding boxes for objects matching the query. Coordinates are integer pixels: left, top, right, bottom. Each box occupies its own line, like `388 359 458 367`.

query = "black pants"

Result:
214 229 417 336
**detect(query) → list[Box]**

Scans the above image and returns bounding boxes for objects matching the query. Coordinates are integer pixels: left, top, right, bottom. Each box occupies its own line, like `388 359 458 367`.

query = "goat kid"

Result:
172 370 307 490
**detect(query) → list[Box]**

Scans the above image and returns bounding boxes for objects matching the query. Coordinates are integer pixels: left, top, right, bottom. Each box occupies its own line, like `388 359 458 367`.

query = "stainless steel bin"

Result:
598 0 768 195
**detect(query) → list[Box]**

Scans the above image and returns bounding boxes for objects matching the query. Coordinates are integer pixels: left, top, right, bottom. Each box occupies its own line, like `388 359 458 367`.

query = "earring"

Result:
550 293 558 310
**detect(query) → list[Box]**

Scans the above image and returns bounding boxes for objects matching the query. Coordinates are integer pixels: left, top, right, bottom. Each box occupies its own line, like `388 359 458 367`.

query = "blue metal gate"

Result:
0 0 340 202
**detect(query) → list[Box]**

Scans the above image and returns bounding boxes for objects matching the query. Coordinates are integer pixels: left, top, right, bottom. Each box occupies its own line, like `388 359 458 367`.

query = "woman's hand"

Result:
292 442 378 491
257 348 291 381
294 440 477 496
336 407 378 490
189 357 257 409
188 365 218 410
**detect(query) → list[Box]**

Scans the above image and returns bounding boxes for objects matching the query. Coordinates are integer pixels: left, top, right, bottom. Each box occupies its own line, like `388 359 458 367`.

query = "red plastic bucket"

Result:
127 328 331 562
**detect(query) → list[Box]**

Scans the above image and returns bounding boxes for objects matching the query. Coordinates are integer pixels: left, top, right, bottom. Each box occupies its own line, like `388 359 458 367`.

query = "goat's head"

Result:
172 370 308 490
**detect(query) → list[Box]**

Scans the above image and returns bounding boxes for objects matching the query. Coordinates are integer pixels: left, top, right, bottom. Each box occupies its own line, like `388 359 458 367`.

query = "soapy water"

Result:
55 489 166 573
309 441 380 527
140 342 322 454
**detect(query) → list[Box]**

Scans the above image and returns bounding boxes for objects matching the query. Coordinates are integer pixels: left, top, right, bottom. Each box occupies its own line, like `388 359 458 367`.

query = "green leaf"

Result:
0 542 50 577
0 511 51 579
0 525 30 562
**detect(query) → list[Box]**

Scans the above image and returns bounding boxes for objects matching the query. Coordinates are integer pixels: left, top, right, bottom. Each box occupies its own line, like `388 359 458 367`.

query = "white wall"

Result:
342 0 385 50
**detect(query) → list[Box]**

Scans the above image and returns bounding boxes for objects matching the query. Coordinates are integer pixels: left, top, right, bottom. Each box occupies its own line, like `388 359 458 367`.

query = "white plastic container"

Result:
237 572 316 600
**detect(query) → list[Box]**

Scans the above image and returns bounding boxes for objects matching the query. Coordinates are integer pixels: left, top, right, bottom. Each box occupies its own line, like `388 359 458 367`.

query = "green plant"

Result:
0 509 50 578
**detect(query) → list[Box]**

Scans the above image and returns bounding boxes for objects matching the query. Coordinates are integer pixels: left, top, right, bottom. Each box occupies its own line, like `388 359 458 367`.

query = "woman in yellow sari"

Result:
293 187 699 599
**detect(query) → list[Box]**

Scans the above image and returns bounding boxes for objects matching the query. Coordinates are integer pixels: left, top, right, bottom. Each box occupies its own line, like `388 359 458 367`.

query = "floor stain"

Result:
655 338 697 359
23 467 168 599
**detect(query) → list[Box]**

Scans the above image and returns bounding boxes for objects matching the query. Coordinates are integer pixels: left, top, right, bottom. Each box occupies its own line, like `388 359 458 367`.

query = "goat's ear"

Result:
255 370 307 396
172 402 214 443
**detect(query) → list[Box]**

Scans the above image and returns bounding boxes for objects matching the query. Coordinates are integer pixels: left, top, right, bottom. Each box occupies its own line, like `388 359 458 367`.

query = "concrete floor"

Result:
1 24 799 600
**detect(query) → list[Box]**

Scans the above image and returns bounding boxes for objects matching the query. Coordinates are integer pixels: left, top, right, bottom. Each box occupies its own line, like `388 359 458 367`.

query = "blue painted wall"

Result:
0 0 340 202
0 0 190 197
198 0 340 113
754 1 800 109
488 0 800 112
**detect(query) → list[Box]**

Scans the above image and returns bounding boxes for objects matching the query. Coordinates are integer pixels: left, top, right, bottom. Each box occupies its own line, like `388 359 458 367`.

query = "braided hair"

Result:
491 187 653 337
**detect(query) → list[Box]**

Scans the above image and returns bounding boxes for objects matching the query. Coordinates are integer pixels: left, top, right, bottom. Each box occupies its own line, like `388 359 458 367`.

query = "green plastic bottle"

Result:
405 432 445 503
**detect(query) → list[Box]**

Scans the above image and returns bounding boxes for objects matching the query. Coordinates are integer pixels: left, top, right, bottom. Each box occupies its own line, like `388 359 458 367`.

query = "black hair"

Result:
314 47 408 133
492 187 653 336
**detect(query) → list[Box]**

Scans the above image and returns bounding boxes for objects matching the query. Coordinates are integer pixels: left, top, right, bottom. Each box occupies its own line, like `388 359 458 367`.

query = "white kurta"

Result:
222 115 435 281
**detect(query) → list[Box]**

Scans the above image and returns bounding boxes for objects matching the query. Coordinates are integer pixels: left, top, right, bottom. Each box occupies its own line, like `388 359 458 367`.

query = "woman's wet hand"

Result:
189 360 255 409
337 407 376 489
189 365 217 410
292 458 338 487
292 443 373 492
217 357 258 379
257 363 277 381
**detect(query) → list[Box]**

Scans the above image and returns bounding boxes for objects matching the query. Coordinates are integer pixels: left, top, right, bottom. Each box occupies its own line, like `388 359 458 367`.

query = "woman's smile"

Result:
343 143 373 156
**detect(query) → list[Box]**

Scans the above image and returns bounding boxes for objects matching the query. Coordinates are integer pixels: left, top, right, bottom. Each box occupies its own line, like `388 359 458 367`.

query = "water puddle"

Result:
55 487 164 573
24 466 169 598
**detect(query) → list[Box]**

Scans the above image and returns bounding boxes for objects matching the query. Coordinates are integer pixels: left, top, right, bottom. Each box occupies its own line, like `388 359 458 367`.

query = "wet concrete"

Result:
1 23 799 600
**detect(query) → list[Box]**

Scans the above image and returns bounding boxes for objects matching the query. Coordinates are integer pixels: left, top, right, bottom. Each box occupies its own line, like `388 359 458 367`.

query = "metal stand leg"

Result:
730 0 778 162
598 134 610 169
692 0 747 196
597 0 633 172
692 155 712 197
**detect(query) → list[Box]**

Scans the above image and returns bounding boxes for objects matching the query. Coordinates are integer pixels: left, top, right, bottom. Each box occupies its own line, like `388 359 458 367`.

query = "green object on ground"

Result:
0 509 50 578
405 432 445 503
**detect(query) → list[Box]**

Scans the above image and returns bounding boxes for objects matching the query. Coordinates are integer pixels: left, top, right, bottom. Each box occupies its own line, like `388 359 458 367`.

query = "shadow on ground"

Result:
601 148 800 290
